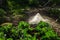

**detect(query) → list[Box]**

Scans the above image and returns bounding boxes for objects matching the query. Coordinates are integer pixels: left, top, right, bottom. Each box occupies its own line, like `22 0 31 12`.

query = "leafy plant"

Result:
7 38 13 40
35 21 60 40
11 27 19 37
1 23 12 32
37 21 50 28
0 21 60 40
0 32 5 38
18 21 29 29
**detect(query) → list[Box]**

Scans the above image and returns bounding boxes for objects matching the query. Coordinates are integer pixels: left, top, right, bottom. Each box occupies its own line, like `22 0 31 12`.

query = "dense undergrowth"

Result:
0 21 60 40
0 0 60 40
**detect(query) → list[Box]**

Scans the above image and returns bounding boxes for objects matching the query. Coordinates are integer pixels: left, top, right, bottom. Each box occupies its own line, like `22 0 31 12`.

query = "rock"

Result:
28 13 48 24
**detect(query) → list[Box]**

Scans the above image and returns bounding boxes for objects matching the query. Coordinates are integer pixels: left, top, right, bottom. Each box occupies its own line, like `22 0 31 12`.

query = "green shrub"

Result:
0 21 60 40
35 21 59 40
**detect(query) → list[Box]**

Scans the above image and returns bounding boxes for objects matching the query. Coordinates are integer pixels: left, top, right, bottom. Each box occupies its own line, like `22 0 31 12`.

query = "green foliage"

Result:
29 0 39 7
18 21 29 29
48 8 60 22
51 0 60 4
37 21 50 28
11 27 19 37
35 21 59 40
0 9 6 17
6 0 40 16
41 30 57 40
7 38 13 40
0 38 5 40
0 21 60 40
1 23 12 32
7 0 24 15
0 32 5 38
48 8 60 17
0 0 60 40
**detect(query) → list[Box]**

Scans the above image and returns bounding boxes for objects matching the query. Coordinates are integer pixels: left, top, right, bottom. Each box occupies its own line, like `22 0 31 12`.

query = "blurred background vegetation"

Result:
0 0 60 24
